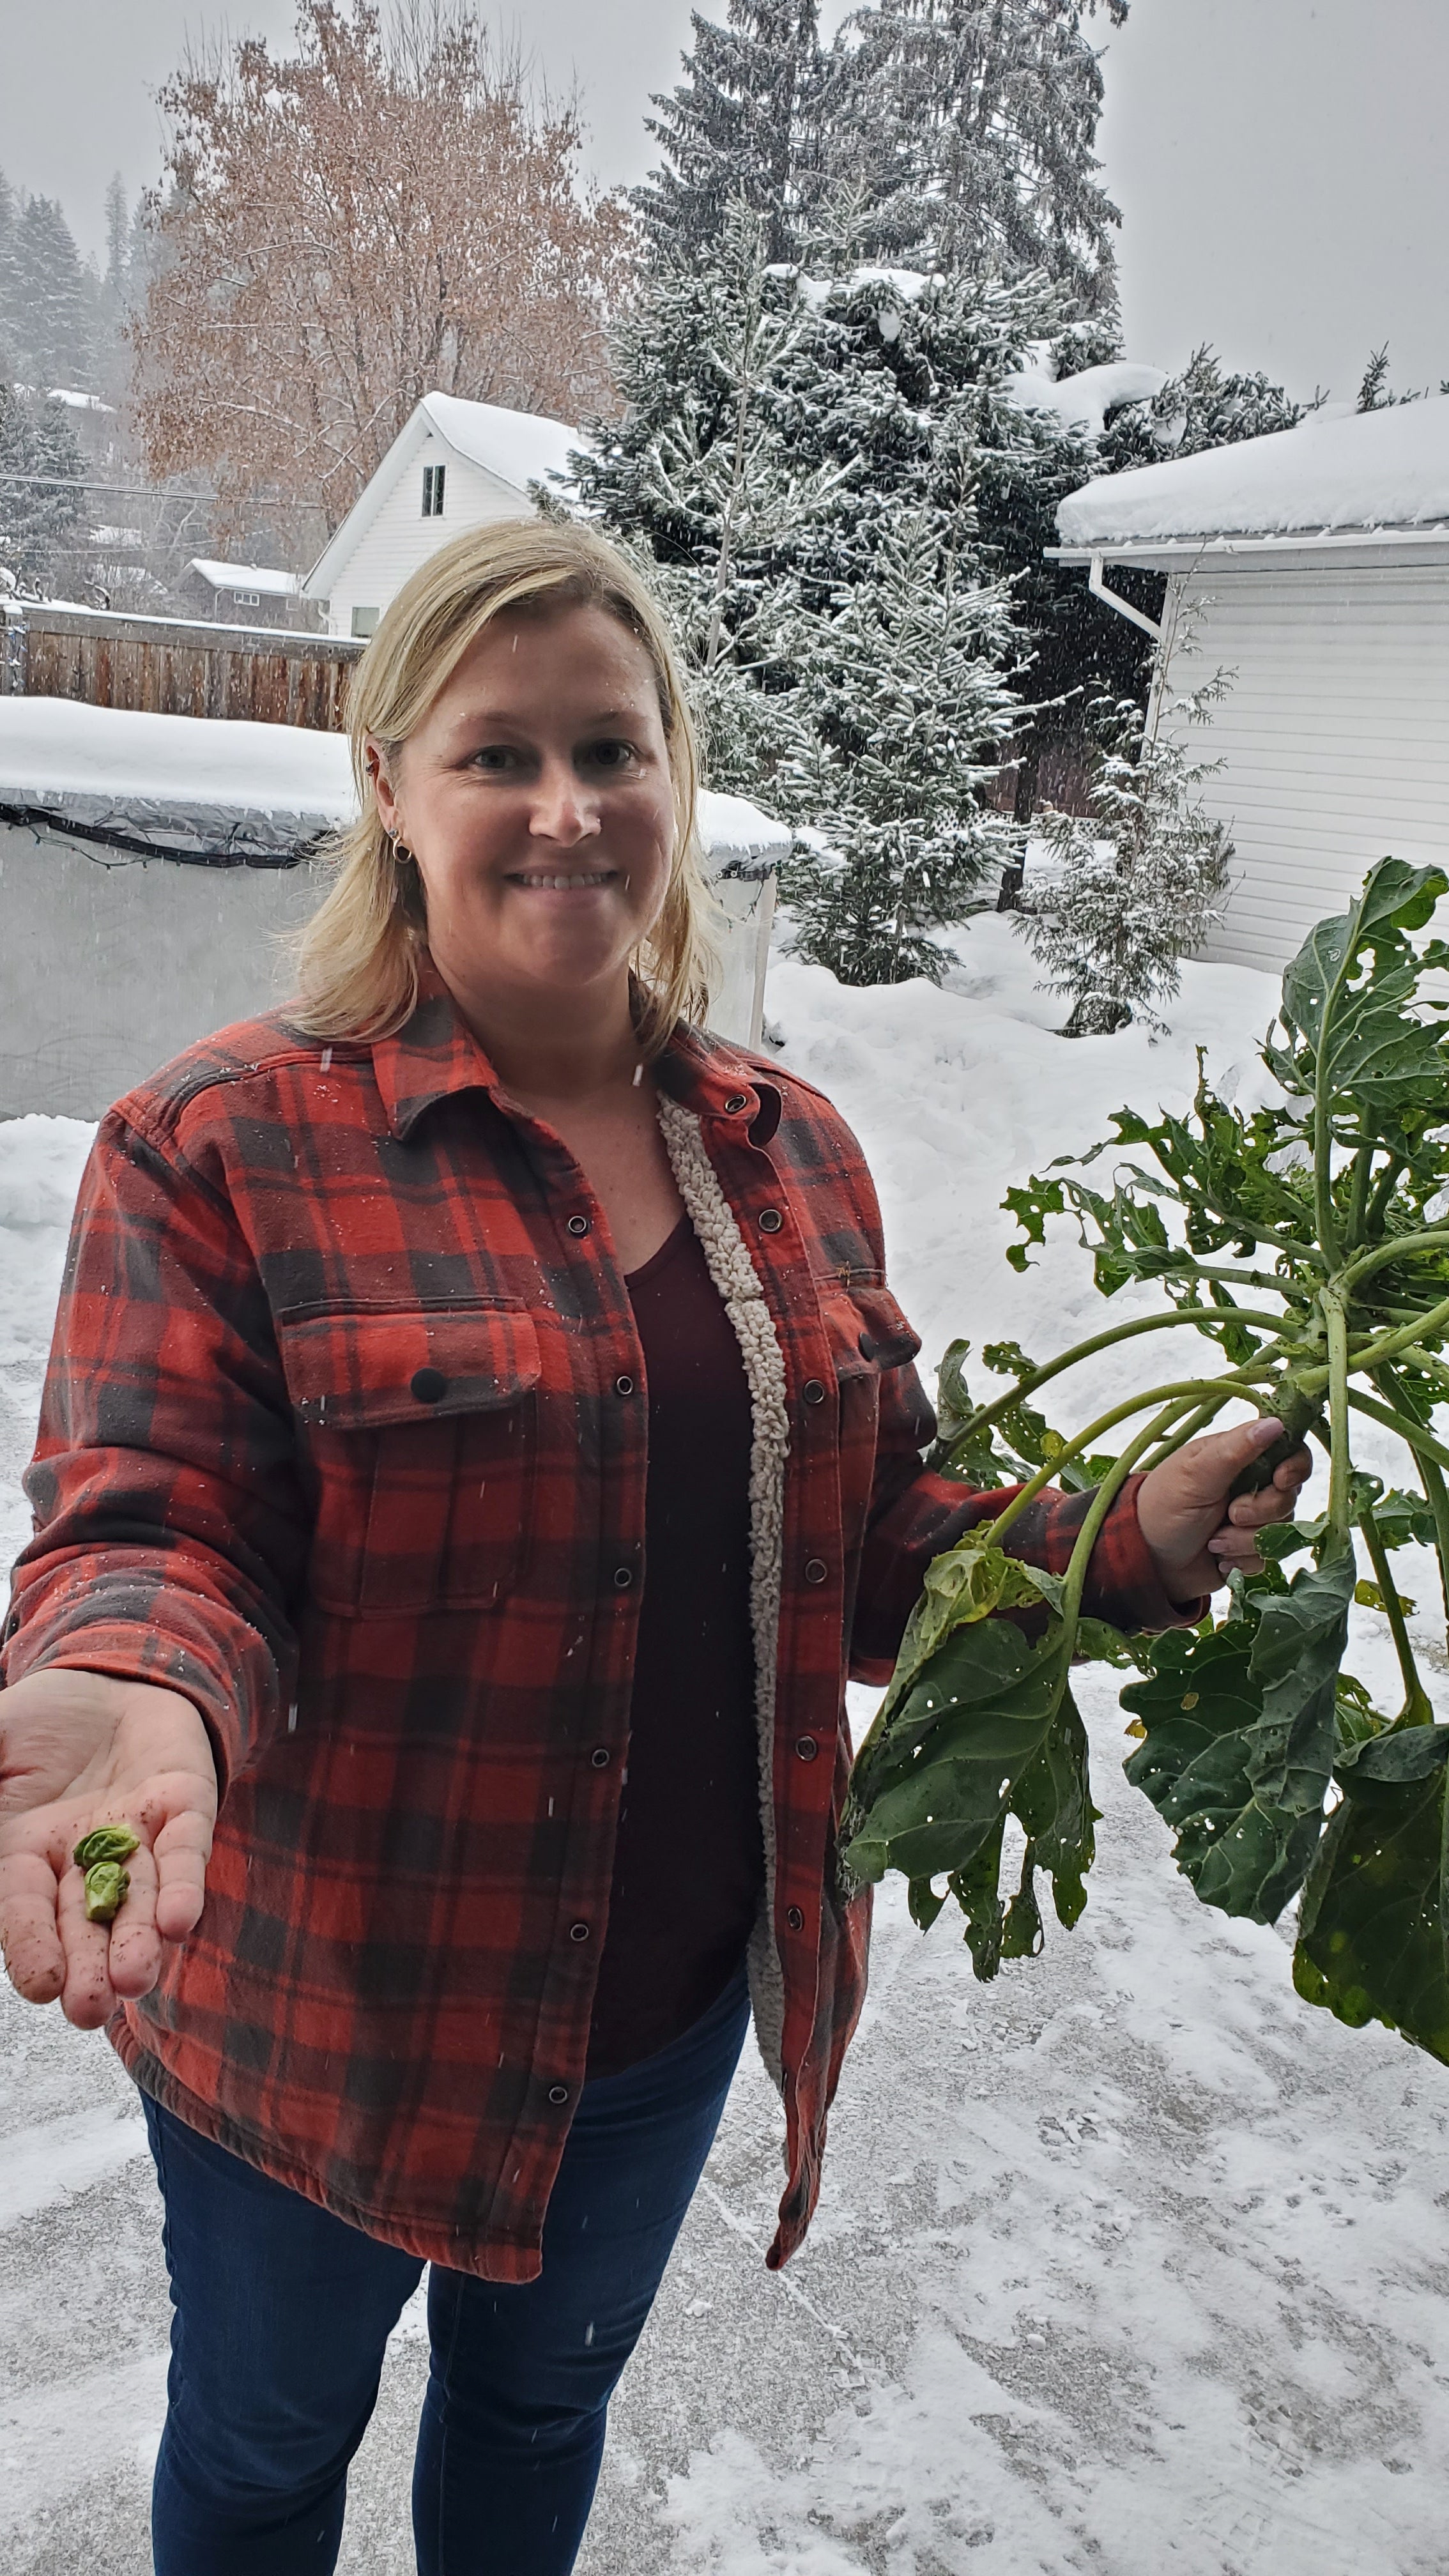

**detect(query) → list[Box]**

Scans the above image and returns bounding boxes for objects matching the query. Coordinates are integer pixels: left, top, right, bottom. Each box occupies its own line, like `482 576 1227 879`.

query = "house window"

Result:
422 462 447 518
232 591 261 607
351 606 380 638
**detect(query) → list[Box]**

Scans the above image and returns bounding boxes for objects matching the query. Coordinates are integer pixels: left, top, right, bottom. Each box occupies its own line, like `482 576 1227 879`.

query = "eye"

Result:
585 739 640 770
468 744 519 771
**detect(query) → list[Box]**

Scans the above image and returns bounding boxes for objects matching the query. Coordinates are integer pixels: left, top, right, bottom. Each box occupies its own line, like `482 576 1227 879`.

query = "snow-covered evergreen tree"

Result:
826 0 1129 308
0 383 86 595
639 0 829 264
780 506 1020 981
3 192 97 392
1014 674 1233 1033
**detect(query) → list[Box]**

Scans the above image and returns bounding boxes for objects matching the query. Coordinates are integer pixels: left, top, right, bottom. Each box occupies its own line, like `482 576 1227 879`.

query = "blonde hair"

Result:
293 518 712 1050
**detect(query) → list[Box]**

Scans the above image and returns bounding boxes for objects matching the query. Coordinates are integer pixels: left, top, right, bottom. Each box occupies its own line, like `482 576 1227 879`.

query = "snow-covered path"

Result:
4 922 1448 2573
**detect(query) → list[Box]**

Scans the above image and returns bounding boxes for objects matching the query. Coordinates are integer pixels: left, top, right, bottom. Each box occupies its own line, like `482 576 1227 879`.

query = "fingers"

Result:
0 1843 67 2005
56 1861 120 2027
1225 1445 1314 1529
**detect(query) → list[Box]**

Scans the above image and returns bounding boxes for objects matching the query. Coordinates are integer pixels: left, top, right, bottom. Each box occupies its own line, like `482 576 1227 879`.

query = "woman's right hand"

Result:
0 1669 218 2027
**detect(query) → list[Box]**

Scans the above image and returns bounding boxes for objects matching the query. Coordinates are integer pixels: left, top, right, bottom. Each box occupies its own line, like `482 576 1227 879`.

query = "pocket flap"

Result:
822 1284 922 1377
277 1300 541 1430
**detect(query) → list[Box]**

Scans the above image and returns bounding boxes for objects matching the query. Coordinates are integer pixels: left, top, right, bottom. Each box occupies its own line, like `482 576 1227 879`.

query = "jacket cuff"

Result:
1 1584 279 1796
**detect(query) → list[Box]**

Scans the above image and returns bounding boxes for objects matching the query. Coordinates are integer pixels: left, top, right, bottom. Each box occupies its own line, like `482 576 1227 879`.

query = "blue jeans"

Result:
144 1965 750 2575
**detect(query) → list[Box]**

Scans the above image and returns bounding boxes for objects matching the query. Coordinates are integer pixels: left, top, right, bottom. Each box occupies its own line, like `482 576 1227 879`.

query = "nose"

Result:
528 758 601 848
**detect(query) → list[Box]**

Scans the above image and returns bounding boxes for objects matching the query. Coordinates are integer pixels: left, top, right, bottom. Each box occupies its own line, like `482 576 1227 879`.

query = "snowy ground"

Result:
4 917 1449 2573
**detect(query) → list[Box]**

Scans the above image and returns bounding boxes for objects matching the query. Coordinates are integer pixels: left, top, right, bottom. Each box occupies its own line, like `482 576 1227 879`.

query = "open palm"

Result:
0 1669 217 2028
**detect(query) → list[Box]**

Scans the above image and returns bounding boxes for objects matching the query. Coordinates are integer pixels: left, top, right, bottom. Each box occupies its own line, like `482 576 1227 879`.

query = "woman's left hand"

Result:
1135 1416 1314 1602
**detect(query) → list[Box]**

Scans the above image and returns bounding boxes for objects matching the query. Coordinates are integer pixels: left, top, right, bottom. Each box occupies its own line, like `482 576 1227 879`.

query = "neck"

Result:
439 962 643 1105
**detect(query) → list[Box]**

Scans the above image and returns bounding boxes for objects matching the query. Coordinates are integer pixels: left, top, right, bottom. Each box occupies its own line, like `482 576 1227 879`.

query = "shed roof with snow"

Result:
1047 398 1449 976
301 394 584 638
1054 394 1449 562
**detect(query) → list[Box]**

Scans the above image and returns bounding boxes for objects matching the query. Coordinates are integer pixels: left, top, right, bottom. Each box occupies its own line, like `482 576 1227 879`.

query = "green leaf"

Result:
1294 1764 1449 2062
843 1616 1064 1885
951 1824 1008 1980
1121 1625 1325 1921
1334 1724 1449 1789
1245 1547 1356 1816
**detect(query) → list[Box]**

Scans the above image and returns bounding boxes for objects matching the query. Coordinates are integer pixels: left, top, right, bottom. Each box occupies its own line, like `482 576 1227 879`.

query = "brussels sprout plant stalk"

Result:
842 861 1449 2061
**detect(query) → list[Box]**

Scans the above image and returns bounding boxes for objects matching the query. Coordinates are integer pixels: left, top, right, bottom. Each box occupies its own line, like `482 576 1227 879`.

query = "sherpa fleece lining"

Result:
656 1093 790 2089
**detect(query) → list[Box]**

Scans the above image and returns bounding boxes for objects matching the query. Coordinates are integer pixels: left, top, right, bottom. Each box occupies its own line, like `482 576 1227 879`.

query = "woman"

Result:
0 520 1307 2575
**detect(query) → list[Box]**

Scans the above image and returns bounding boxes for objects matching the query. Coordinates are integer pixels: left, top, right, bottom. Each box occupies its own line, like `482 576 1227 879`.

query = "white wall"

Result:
323 434 526 638
0 825 322 1119
1160 555 1449 971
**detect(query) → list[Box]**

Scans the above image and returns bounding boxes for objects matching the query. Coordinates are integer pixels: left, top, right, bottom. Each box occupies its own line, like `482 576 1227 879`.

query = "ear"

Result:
364 736 402 839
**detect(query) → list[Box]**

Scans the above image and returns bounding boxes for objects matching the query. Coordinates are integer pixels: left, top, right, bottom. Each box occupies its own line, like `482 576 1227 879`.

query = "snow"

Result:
5 915 1449 2568
0 699 786 881
420 391 586 494
1003 360 1168 439
187 558 300 597
1059 390 1449 548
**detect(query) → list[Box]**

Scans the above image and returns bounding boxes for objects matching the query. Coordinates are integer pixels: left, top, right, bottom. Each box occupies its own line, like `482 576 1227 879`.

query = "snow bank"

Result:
1003 358 1167 438
1059 389 1449 546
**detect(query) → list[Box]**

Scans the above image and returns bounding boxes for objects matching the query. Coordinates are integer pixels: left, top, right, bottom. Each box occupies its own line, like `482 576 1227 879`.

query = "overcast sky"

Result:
0 0 1443 407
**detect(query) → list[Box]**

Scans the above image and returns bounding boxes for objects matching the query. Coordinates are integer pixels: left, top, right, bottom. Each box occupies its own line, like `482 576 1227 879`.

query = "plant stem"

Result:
1365 1154 1407 1238
1377 1363 1449 1649
944 1307 1290 1459
1337 1227 1449 1296
1345 1388 1449 1476
1358 1500 1434 1725
1346 1131 1379 1250
1323 1289 1353 1552
987 1370 1271 1550
1055 1400 1198 1666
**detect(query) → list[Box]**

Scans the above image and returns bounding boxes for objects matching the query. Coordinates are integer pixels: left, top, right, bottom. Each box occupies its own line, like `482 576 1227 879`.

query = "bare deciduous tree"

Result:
130 1 636 540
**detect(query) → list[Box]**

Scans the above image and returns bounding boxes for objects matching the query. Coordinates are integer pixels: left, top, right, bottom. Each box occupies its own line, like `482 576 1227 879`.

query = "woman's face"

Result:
371 601 678 1023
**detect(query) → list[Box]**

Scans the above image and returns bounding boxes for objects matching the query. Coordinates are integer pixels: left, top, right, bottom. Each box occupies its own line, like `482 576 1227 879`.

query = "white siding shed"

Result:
302 395 583 639
1052 397 1449 971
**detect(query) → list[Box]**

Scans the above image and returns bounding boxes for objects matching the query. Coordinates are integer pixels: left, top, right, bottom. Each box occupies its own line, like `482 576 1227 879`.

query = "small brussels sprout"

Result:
73 1825 141 1869
82 1862 132 1924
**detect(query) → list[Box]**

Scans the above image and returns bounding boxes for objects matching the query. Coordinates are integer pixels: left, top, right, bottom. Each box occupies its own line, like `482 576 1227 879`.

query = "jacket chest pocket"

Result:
820 1281 922 1548
277 1300 542 1617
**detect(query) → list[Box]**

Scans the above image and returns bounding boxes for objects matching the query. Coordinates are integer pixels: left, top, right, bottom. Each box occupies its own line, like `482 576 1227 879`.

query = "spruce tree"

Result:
828 0 1130 308
0 383 86 595
4 193 97 392
1014 675 1233 1033
780 507 1019 981
640 0 828 264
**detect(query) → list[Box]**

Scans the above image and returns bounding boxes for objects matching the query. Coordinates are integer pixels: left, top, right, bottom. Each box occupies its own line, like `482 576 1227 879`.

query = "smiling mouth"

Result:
508 870 618 891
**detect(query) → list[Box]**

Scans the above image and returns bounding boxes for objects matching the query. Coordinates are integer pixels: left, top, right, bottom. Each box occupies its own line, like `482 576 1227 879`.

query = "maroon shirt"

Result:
585 1216 763 2076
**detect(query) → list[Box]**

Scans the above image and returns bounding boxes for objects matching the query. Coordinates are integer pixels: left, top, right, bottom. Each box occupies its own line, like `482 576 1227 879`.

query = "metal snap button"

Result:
614 1374 634 1396
802 1379 825 1404
803 1557 828 1584
794 1735 818 1761
590 1746 611 1768
758 1208 783 1233
567 1214 591 1237
547 2083 570 2106
410 1367 447 1404
569 1921 590 1943
786 1905 804 1931
724 1092 749 1113
612 1565 634 1590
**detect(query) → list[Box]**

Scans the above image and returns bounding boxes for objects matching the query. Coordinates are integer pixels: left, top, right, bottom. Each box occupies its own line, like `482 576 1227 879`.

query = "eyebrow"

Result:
449 707 645 734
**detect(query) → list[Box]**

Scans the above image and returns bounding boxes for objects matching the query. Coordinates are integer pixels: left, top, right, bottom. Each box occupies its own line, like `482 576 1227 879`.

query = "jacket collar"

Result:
370 958 781 1145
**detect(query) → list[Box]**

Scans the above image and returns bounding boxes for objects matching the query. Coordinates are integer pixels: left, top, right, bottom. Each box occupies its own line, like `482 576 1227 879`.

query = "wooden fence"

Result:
1 601 363 732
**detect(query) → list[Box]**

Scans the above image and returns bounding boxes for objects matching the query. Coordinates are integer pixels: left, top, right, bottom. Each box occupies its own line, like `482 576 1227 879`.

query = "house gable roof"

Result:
1056 392 1449 556
301 394 585 602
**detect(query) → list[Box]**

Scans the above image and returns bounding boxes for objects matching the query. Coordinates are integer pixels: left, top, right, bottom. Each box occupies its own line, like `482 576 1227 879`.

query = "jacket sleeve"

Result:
0 1101 310 1793
849 1345 1205 1688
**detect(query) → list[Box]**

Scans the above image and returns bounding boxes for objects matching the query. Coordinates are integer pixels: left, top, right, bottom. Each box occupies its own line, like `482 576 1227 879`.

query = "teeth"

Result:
515 873 611 890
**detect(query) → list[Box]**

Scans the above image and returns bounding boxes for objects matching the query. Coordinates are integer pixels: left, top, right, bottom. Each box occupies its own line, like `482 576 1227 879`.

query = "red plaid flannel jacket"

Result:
3 972 1182 2278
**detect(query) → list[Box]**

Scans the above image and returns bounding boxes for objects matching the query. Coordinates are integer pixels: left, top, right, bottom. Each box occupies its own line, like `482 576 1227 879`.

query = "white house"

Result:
1050 395 1449 971
182 558 305 629
302 394 583 639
